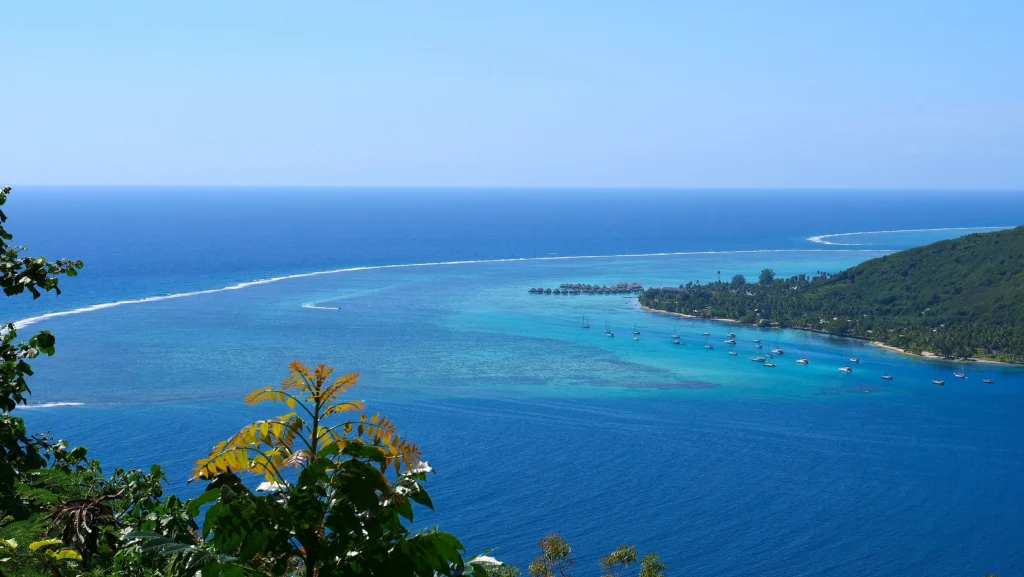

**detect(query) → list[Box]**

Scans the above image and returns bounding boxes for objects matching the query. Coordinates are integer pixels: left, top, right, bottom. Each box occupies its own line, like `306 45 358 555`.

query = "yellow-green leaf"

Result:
29 539 63 551
47 549 83 561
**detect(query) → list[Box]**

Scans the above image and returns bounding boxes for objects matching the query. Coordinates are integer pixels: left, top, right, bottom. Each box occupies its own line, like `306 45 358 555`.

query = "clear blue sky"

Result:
2 1 1022 188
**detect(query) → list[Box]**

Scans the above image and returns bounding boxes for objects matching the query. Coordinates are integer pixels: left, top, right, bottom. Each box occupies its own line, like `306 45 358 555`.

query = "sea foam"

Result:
12 248 886 330
807 226 1011 246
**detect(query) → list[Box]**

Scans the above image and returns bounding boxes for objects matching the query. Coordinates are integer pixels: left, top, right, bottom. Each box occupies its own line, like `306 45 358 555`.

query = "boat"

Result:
729 351 739 356
632 336 639 341
702 331 710 336
751 356 766 362
724 339 737 344
932 379 945 386
633 324 641 335
796 358 809 365
755 343 763 349
671 328 680 338
882 358 893 380
752 338 761 343
765 352 774 359
953 364 966 379
882 374 893 380
849 357 860 363
838 366 853 373
763 362 777 368
704 344 714 350
603 320 610 334
771 348 784 355
672 339 681 345
983 378 995 384
581 316 590 329
727 332 736 338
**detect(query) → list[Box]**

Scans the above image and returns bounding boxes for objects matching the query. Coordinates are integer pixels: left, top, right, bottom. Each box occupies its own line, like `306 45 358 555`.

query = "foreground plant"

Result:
187 361 490 576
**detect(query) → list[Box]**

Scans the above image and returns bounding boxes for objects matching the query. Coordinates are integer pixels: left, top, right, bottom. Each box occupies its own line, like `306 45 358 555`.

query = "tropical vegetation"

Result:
640 226 1024 362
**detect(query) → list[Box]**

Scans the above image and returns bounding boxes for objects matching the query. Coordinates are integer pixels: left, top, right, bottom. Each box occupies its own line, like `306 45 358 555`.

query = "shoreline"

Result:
639 305 1020 367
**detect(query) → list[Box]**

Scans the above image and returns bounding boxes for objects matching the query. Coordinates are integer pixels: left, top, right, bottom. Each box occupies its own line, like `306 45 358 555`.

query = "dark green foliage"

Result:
641 226 1024 361
758 269 775 284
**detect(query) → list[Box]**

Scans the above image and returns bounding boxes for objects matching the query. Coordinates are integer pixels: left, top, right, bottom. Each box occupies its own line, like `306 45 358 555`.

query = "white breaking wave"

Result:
301 303 341 310
11 248 885 330
18 402 85 409
808 226 1012 246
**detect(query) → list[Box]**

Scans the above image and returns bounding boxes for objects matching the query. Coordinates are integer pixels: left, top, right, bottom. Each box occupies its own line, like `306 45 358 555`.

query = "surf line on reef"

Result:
12 248 887 330
808 226 1012 246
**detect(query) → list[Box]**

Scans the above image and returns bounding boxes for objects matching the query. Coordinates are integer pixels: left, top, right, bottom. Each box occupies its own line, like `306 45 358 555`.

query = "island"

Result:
639 226 1024 364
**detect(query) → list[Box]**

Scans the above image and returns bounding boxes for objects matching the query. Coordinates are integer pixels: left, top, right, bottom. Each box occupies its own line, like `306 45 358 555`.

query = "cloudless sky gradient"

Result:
2 1 1023 188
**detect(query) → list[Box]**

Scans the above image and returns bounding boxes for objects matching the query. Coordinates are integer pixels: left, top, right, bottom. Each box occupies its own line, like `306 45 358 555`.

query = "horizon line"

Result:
8 184 1024 192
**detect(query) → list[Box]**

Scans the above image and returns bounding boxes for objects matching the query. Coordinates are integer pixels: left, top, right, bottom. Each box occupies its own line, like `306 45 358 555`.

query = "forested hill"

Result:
640 226 1024 361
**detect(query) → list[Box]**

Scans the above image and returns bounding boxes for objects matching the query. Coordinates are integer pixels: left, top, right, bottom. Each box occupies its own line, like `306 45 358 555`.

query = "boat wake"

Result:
12 248 885 330
18 402 85 409
807 226 1011 246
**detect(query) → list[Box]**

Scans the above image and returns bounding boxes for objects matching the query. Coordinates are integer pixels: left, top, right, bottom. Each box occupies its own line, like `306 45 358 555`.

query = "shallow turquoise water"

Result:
11 188 1024 576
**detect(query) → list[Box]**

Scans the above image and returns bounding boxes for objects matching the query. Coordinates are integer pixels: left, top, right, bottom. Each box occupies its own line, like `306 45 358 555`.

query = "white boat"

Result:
752 338 761 343
724 339 737 344
672 339 681 345
771 348 784 355
983 378 995 384
729 351 739 356
932 379 945 386
704 344 714 350
953 364 966 379
632 336 639 341
633 324 641 335
849 357 860 363
727 332 736 338
838 366 852 373
755 343 763 349
581 316 590 329
751 356 766 362
763 363 777 368
882 359 893 380
796 358 809 365
702 331 710 337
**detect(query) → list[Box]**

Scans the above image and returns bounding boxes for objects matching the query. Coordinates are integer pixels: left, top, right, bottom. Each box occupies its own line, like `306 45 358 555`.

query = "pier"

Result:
528 282 644 295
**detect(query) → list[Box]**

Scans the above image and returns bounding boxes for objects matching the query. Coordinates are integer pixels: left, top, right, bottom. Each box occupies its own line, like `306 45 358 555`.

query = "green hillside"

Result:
640 226 1024 362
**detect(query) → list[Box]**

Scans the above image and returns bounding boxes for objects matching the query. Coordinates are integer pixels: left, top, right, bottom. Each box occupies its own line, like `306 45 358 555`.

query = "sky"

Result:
1 1 1022 188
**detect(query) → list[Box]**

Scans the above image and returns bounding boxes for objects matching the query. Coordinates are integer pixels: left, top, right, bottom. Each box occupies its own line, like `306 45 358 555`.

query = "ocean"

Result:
8 187 1024 576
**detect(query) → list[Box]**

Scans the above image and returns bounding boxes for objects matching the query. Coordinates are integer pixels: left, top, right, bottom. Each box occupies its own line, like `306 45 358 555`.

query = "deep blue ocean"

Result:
7 187 1024 576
